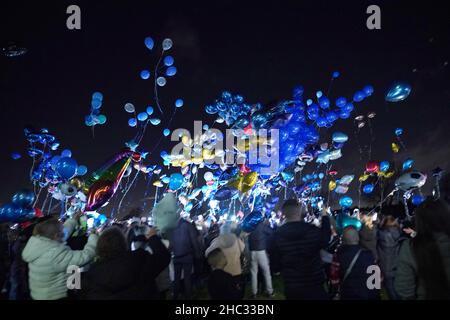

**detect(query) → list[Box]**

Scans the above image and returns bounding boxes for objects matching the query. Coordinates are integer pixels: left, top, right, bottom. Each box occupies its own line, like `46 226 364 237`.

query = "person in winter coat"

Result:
170 218 202 299
395 199 450 300
270 199 331 300
205 228 246 299
207 248 241 300
377 215 405 300
330 227 380 300
248 220 274 298
22 218 98 300
81 226 170 300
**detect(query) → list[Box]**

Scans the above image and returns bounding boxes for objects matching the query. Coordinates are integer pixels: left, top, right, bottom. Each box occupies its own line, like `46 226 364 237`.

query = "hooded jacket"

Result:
22 234 98 300
271 216 331 290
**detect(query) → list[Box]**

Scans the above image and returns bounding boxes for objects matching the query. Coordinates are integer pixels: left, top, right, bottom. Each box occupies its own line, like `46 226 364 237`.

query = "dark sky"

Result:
1 0 449 214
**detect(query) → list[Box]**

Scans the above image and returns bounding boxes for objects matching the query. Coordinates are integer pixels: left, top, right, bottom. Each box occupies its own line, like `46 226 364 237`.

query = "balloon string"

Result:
117 170 140 215
47 195 53 215
154 49 165 115
154 187 159 208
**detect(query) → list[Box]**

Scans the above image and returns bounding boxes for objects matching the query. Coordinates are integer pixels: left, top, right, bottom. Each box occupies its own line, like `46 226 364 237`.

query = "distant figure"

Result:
81 226 170 300
22 218 98 300
330 227 380 300
248 220 274 298
395 199 450 299
271 199 331 300
207 248 241 300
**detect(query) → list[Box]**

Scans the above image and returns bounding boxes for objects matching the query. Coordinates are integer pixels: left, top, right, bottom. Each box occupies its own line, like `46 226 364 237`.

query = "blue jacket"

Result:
248 222 271 251
170 219 202 262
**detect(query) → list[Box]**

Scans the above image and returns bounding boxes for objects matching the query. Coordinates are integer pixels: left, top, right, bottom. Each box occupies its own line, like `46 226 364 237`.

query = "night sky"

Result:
1 1 449 215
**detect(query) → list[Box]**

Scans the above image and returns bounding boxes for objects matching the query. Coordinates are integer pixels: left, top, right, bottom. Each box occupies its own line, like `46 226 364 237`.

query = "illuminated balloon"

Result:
164 56 174 66
76 165 88 176
11 152 21 160
395 128 403 136
328 180 337 191
366 161 379 173
336 213 362 234
339 196 353 208
12 190 35 207
332 132 348 143
392 142 400 153
363 184 375 194
150 118 161 125
61 149 72 158
55 157 78 180
140 70 150 80
335 185 349 194
124 103 135 113
137 112 148 122
241 211 264 233
163 128 171 137
386 82 412 102
214 187 239 201
363 85 374 96
91 99 102 109
332 71 340 78
162 38 173 51
367 112 376 119
157 77 167 86
175 99 184 108
97 115 107 125
153 180 163 187
128 118 137 127
379 161 390 172
395 171 427 191
336 97 347 108
144 37 154 50
169 173 184 190
402 158 414 171
411 195 425 206
353 90 365 102
92 92 103 101
166 66 177 77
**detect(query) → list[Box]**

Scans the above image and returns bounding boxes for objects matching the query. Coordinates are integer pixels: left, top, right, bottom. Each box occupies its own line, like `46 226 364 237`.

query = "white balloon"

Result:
162 38 173 51
204 171 214 181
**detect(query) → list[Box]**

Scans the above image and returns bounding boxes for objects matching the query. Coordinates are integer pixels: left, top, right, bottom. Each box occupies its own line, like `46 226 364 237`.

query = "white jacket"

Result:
205 233 244 276
22 234 98 300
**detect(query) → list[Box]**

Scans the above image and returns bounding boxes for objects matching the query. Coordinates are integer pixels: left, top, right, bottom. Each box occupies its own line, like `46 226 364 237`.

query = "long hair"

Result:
411 198 450 299
96 227 128 261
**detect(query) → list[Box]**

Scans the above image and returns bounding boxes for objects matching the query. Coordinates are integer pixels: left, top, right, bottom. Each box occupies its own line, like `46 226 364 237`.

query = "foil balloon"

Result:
214 186 239 201
339 175 355 185
359 174 370 182
12 190 35 207
241 172 258 193
402 158 414 171
339 196 353 208
84 149 139 211
332 132 349 143
395 171 427 191
169 173 184 190
392 142 400 153
328 180 337 191
411 194 425 206
363 183 375 194
386 82 412 102
379 161 390 172
241 211 264 233
336 213 362 234
335 185 349 194
366 161 379 173
55 157 78 180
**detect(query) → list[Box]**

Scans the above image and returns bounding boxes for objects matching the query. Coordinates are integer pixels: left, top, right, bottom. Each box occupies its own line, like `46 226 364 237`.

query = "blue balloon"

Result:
214 187 239 201
140 70 150 80
169 173 184 190
326 111 339 123
12 190 35 207
242 211 264 233
137 112 148 122
339 196 353 208
146 106 154 115
332 132 348 143
363 85 374 96
163 128 171 136
128 118 137 127
293 86 304 97
150 118 161 125
55 157 78 180
318 96 330 109
91 99 102 109
412 194 425 206
175 99 184 108
402 158 414 171
379 161 390 172
336 97 347 108
166 66 177 77
92 92 103 101
386 82 412 102
336 213 362 234
61 149 72 158
161 176 170 184
395 128 403 136
343 102 354 113
11 152 21 160
164 55 174 66
160 151 168 159
339 110 351 119
76 165 88 176
363 184 375 194
353 90 365 102
316 117 328 127
332 71 340 78
144 37 154 50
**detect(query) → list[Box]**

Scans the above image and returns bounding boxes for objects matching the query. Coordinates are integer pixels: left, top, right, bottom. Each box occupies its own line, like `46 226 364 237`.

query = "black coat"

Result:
377 227 404 278
208 269 241 300
81 236 170 300
336 244 379 300
271 216 331 290
170 219 202 263
248 222 271 251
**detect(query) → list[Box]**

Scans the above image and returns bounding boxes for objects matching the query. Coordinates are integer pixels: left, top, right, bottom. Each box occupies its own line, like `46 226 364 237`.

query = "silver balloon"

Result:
162 38 173 51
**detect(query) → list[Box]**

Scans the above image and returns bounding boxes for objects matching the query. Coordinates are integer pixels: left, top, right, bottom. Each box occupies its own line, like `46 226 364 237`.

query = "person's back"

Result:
81 227 170 300
249 222 267 251
22 218 98 300
207 248 241 300
271 200 331 299
171 219 200 261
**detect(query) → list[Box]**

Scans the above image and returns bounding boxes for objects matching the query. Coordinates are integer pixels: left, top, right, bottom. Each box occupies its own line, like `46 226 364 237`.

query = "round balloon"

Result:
12 190 35 207
55 157 78 180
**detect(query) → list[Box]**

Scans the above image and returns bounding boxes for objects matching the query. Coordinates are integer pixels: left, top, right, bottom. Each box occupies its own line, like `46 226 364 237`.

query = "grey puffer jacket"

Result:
377 227 405 278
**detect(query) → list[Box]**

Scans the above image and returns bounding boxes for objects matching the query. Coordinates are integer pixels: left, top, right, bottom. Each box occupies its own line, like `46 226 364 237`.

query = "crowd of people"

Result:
0 185 449 300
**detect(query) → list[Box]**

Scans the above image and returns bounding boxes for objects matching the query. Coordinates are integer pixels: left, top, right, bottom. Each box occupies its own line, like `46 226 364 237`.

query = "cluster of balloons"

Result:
85 92 107 127
143 36 176 87
0 190 37 223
